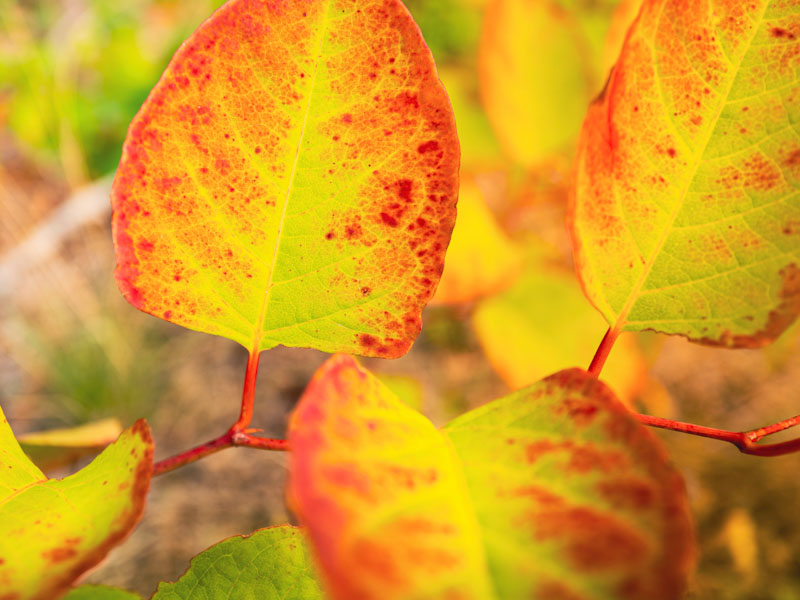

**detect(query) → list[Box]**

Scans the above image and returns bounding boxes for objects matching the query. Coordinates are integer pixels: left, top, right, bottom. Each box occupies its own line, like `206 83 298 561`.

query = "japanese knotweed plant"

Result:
1 0 798 599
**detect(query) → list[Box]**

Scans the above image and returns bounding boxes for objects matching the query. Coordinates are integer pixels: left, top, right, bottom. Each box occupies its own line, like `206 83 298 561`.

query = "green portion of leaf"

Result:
289 357 694 600
0 407 153 600
152 526 323 600
570 0 800 347
0 409 45 497
375 373 424 411
64 585 143 600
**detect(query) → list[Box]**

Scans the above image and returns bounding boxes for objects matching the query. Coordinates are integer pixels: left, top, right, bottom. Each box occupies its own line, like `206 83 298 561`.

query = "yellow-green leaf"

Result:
433 177 521 304
288 356 693 599
0 408 153 600
19 418 124 472
152 526 323 600
570 0 800 347
112 0 459 358
473 260 647 404
479 0 626 166
443 368 694 599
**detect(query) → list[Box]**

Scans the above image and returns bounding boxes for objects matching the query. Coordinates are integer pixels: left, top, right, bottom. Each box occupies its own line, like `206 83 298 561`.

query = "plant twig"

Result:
588 327 619 376
636 413 800 457
152 348 290 477
153 430 288 477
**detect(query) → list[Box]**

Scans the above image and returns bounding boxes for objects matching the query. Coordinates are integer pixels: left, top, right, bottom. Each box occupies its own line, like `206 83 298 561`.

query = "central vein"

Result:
250 4 331 354
611 2 770 334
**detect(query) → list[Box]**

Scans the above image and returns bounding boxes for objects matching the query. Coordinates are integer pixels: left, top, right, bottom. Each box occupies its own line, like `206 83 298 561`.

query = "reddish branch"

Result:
635 413 800 457
153 350 289 477
589 328 800 457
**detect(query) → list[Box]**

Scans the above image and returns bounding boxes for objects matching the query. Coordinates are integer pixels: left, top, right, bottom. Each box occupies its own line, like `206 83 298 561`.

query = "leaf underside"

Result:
570 0 800 347
112 0 459 358
0 409 153 600
288 355 694 600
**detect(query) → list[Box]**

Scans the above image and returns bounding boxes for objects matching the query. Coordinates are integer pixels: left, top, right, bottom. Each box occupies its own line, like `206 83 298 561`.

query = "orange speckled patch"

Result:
112 0 459 358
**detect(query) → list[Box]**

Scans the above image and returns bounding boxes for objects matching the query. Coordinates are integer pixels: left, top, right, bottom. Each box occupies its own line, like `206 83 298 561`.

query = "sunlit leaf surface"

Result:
0 409 153 600
152 526 323 600
289 356 693 599
570 0 800 347
112 0 459 358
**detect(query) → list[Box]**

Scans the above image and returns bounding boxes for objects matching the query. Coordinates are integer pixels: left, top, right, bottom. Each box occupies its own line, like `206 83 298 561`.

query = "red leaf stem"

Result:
588 327 620 376
232 350 261 433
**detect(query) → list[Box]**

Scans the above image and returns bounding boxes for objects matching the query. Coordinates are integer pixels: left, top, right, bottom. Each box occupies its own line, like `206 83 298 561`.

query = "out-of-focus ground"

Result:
1 1 799 598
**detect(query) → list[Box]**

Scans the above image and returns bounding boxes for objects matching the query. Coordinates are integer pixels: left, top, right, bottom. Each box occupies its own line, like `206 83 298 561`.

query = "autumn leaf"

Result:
479 0 628 166
288 355 693 599
473 257 647 404
18 417 123 471
287 354 493 600
112 0 459 359
570 0 800 347
433 176 521 304
0 408 153 600
152 526 323 599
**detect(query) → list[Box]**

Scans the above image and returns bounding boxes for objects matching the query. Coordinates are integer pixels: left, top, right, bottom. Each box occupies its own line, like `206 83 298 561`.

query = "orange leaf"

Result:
112 0 459 358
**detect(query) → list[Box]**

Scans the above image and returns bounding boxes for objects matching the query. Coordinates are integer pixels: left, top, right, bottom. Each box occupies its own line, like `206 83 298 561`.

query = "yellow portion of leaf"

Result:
0 408 153 600
17 418 123 448
433 177 521 304
288 355 495 600
479 0 625 166
570 0 800 347
473 253 647 404
18 418 124 472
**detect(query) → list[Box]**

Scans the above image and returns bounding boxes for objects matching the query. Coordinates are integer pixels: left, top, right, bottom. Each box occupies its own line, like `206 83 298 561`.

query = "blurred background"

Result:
1 0 799 597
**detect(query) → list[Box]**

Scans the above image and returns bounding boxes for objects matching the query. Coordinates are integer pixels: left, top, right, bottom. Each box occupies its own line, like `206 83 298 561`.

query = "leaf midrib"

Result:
250 1 332 354
611 1 770 334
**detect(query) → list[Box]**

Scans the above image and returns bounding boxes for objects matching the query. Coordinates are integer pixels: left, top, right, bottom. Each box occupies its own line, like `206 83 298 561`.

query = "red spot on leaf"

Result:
417 140 440 154
380 212 398 227
770 27 796 39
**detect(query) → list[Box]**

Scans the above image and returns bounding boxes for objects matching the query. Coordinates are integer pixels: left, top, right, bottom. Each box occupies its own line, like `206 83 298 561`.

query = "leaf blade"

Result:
0 410 153 600
570 0 800 346
152 526 323 600
288 354 496 600
288 357 693 599
112 0 459 358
